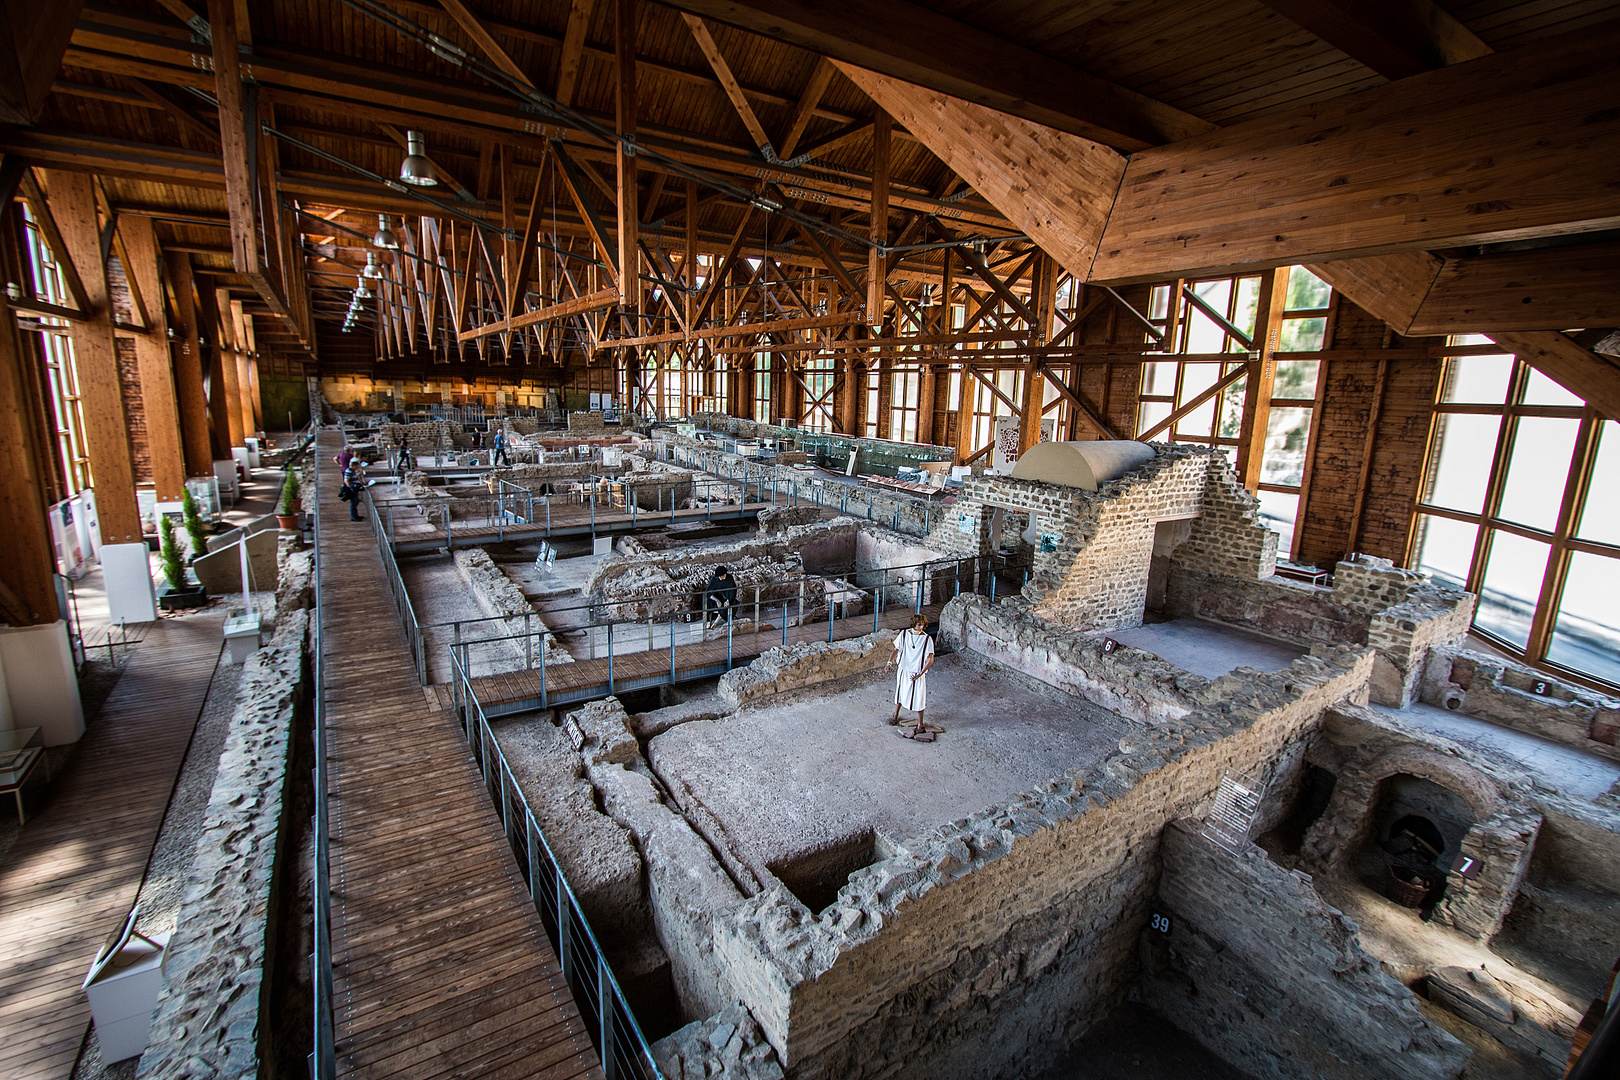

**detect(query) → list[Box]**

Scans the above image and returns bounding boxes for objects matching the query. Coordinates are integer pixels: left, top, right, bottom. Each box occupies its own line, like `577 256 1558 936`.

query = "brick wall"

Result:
115 335 152 486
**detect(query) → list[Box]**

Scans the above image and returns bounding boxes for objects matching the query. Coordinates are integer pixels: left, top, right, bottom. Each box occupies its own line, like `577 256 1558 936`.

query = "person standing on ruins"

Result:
493 427 512 466
887 614 940 739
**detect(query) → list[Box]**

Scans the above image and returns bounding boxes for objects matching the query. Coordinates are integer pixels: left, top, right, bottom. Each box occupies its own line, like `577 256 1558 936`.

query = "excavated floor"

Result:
1108 617 1306 679
648 652 1129 898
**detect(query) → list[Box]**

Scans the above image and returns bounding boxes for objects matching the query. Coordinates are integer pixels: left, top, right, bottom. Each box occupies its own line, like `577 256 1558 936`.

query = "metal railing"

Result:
311 433 337 1080
442 553 1030 712
451 647 664 1079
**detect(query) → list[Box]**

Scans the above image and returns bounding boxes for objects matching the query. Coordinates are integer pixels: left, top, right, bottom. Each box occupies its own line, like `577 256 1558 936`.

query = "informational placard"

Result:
992 417 1056 474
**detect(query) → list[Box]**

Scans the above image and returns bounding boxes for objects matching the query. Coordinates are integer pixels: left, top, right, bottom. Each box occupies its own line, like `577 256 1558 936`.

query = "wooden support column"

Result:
1019 254 1059 453
0 205 61 624
1235 267 1290 489
231 299 256 438
209 285 245 448
917 363 937 444
164 251 216 472
615 0 639 311
45 170 143 546
120 216 185 502
685 178 698 328
866 110 891 327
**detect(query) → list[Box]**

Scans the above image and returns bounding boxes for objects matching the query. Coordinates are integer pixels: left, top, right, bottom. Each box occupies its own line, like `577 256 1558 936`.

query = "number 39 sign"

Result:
1150 913 1172 935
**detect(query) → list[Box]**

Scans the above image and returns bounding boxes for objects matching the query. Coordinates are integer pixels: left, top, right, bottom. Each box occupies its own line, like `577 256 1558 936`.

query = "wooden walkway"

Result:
0 614 223 1080
438 603 946 715
385 500 775 554
318 430 603 1080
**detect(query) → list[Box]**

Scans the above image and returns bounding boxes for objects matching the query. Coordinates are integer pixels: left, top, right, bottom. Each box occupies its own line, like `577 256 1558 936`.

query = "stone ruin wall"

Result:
922 445 1276 631
708 620 1378 1080
1424 646 1620 762
1137 820 1469 1080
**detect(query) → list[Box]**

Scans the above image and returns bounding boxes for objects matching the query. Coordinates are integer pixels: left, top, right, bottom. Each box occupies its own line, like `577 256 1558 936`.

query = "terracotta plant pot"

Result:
276 513 299 531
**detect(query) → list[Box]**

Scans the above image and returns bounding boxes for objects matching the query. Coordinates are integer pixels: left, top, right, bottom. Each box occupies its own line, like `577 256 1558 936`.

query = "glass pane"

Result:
1186 280 1232 354
1272 359 1318 400
1413 514 1477 590
1138 400 1171 437
1286 266 1331 311
1149 285 1170 321
1546 551 1620 686
1176 363 1220 437
1424 413 1501 513
1260 407 1311 486
1473 531 1549 650
1231 277 1260 343
1218 370 1247 439
1441 354 1513 404
1496 417 1578 531
1577 420 1620 545
1278 317 1326 351
1522 367 1584 407
1257 489 1299 558
1142 360 1178 396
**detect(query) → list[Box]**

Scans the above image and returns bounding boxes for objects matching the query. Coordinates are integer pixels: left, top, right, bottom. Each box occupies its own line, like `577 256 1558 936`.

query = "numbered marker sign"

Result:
1150 913 1172 934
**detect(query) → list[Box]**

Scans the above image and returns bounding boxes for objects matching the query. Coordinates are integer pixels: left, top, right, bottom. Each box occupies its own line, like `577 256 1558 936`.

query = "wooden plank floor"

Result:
386 500 776 550
318 431 603 1080
438 603 946 713
0 613 223 1080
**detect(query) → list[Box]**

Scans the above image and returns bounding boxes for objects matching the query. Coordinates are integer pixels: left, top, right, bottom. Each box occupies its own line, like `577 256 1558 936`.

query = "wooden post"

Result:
120 216 186 502
866 110 890 327
0 207 62 624
917 363 937 445
1019 254 1058 453
1236 268 1290 489
231 299 256 438
164 251 216 473
208 284 245 448
615 0 639 311
45 170 143 546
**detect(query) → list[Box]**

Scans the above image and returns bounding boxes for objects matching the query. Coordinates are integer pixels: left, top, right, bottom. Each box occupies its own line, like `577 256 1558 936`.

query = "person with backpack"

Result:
342 457 367 521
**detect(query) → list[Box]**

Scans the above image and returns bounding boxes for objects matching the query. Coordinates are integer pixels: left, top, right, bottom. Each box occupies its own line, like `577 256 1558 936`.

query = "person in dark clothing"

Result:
343 458 367 521
703 565 738 628
395 443 414 477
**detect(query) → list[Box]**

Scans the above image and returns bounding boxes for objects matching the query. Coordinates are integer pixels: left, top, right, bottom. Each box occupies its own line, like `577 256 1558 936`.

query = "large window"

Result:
800 355 835 433
752 353 771 423
1135 267 1334 557
890 366 921 444
1412 338 1619 688
22 211 91 495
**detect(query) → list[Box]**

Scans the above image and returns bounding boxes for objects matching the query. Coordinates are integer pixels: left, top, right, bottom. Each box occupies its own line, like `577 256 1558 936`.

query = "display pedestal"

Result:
101 542 158 625
83 910 168 1064
224 613 262 664
0 622 84 744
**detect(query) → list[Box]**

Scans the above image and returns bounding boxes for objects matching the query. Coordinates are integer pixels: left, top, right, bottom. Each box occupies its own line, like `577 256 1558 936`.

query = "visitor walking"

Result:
703 565 738 628
343 457 367 521
887 614 940 739
395 443 414 478
493 427 512 466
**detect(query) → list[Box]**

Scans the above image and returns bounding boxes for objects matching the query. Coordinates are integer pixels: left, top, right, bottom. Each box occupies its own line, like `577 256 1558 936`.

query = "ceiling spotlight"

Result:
399 130 437 187
355 281 373 300
373 214 399 249
361 252 381 279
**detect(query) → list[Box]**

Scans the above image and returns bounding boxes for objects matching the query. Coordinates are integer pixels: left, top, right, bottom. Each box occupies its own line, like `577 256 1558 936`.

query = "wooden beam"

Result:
207 0 259 274
790 118 872 163
608 310 857 350
681 14 775 159
655 0 1211 150
1092 23 1620 284
163 250 215 474
616 0 639 310
457 287 618 341
838 63 1125 287
553 0 598 107
0 0 86 124
778 57 835 161
866 109 890 327
1305 252 1443 333
552 141 619 280
437 0 536 88
1405 241 1620 335
1236 268 1290 488
18 169 91 313
1259 0 1490 80
120 216 186 501
45 170 144 545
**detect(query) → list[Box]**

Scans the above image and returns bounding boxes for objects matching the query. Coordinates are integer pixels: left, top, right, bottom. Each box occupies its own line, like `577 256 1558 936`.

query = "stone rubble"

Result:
650 1001 786 1080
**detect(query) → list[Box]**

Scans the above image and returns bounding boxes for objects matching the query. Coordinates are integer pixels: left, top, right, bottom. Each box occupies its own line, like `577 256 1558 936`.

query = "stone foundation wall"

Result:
1161 566 1366 644
453 548 573 665
710 648 1375 1080
138 608 311 1080
717 629 896 710
1423 648 1620 762
1136 820 1468 1080
652 1002 786 1080
1170 451 1278 581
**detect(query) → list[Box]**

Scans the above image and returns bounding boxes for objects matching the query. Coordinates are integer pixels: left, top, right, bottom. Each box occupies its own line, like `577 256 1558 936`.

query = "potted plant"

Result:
157 515 208 610
181 487 210 561
276 472 301 530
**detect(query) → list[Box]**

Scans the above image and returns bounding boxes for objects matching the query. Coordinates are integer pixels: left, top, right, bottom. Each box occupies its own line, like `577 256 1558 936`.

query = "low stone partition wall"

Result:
709 648 1375 1080
939 596 1207 725
1137 820 1468 1080
717 628 895 710
1161 566 1367 645
651 1002 785 1080
137 606 311 1080
1423 647 1620 761
453 548 573 665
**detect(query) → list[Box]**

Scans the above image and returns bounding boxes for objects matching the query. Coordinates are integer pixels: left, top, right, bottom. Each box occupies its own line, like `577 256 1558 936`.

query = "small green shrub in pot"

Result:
159 515 186 591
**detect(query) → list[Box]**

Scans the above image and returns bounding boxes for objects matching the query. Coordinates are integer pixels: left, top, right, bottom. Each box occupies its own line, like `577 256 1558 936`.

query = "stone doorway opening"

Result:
1146 517 1197 616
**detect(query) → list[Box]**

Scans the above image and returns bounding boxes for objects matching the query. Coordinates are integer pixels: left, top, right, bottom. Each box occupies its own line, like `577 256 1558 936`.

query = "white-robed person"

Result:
885 614 940 738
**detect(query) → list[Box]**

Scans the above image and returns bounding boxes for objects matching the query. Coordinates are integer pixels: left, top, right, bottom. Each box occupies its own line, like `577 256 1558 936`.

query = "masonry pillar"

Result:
45 170 157 624
164 251 216 474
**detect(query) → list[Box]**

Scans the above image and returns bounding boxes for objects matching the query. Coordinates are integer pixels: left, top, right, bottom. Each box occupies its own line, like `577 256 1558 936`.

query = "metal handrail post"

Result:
607 622 614 694
669 611 676 682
